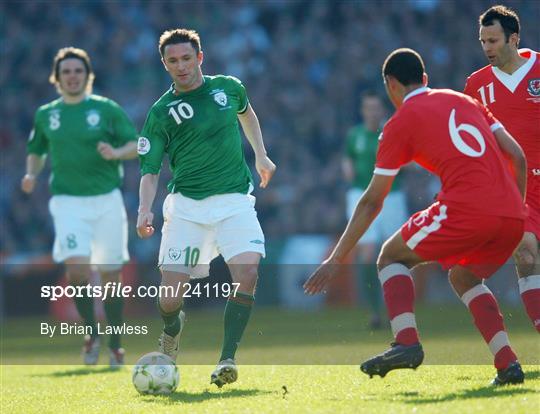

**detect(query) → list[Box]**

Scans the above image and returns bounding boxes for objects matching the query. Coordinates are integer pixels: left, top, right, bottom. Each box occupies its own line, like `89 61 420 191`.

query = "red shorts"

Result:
401 202 524 279
525 170 540 240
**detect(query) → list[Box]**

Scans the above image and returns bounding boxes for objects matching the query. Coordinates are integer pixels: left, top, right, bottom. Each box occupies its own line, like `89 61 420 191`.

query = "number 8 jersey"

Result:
375 87 526 219
139 75 253 200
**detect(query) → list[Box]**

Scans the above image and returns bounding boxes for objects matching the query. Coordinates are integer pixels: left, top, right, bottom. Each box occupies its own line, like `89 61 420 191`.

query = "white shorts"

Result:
159 191 265 278
49 189 129 270
346 187 408 244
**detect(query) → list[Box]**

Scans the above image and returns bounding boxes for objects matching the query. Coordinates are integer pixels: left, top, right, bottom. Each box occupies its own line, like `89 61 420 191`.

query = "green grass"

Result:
1 306 539 413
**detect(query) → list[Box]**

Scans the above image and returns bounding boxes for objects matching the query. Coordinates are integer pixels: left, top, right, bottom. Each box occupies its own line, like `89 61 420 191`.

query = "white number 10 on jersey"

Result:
168 102 194 125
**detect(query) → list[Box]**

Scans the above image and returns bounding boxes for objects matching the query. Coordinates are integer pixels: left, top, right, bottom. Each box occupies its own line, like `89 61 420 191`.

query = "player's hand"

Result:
255 155 276 188
97 141 119 160
136 210 155 238
21 174 36 194
303 257 340 295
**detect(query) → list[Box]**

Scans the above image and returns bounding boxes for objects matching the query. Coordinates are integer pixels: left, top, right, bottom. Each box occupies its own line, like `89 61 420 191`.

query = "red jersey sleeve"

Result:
374 113 413 176
463 76 475 98
472 97 503 132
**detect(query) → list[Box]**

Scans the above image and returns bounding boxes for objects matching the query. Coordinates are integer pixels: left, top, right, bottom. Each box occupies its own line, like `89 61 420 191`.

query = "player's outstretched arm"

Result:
493 127 527 200
304 173 394 295
97 141 138 160
238 104 276 188
21 154 46 194
137 173 159 238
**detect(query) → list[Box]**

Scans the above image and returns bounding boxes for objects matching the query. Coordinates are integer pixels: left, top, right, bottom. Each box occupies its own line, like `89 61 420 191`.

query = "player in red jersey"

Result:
304 48 527 385
464 5 540 334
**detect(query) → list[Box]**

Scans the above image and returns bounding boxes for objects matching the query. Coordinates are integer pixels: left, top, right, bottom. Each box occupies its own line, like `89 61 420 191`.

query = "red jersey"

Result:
375 87 526 219
464 49 540 169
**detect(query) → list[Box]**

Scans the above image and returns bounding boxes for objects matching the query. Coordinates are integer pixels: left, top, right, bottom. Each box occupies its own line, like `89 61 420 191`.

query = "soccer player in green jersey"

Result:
342 91 407 329
21 47 138 367
136 29 276 388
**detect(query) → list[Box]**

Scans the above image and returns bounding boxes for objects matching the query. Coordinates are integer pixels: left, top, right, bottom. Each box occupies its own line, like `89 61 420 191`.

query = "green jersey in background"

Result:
27 95 137 196
345 124 402 190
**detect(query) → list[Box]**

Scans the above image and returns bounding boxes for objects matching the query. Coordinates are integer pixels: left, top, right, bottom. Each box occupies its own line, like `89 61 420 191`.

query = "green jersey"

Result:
345 124 402 190
139 75 253 200
27 95 137 196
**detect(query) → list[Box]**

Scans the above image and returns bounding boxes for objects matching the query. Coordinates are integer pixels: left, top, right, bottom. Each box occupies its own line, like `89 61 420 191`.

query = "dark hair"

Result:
382 48 425 86
49 47 94 94
159 28 201 57
479 5 520 41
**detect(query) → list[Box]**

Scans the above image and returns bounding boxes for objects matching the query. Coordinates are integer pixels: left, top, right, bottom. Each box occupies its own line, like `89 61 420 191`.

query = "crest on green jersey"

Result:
86 110 101 128
213 91 228 106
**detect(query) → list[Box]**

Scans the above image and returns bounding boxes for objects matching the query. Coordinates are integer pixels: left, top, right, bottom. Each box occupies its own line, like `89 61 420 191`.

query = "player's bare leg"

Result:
100 268 125 367
65 256 99 365
449 265 524 385
211 252 260 388
361 232 426 378
157 270 190 362
514 232 540 332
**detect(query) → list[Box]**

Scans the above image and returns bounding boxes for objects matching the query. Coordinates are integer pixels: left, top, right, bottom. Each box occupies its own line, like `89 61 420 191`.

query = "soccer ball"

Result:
132 352 180 395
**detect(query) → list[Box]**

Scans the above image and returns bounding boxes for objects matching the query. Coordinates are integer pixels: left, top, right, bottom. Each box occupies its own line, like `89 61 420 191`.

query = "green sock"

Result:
220 293 254 361
158 299 183 337
104 297 124 349
73 291 97 337
360 263 382 316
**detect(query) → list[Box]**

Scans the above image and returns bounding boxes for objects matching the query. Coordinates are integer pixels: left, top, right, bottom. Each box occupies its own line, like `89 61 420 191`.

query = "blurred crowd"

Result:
1 0 538 264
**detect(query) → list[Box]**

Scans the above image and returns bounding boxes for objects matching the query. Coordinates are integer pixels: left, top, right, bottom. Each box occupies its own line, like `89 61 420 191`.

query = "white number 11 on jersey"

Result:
477 82 496 106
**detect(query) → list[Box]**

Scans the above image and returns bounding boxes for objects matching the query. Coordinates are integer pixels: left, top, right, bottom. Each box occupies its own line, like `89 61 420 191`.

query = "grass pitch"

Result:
1 306 539 413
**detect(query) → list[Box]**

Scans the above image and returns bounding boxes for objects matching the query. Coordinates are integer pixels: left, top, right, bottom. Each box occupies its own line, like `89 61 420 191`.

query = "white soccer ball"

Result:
132 352 180 395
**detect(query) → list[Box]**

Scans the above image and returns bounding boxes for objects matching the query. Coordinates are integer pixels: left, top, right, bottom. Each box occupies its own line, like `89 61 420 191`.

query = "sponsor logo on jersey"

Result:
137 137 151 155
213 91 228 107
86 110 101 128
527 78 540 97
168 248 181 261
532 168 540 176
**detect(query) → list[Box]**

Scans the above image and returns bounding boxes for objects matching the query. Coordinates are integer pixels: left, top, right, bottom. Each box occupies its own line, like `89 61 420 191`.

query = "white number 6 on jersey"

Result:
448 109 486 157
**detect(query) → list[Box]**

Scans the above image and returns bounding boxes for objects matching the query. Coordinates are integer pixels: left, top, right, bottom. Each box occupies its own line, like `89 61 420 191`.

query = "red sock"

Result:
461 285 518 370
518 275 540 333
379 264 419 346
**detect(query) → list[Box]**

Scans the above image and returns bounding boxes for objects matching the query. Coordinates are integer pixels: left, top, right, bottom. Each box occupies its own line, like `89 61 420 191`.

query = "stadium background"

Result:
1 0 539 318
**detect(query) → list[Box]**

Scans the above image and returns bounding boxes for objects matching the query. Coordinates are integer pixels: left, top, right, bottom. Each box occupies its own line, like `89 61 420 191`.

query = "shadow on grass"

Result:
34 366 124 377
398 386 534 404
525 368 540 380
138 388 273 404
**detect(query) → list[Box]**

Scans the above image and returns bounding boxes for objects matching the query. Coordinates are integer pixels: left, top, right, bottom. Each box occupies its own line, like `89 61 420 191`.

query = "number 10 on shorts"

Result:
168 246 200 267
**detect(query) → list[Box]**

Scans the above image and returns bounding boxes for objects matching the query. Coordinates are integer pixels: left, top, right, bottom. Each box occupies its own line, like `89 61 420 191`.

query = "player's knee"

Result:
377 243 394 272
515 245 536 266
233 264 258 293
65 265 91 285
448 270 480 297
158 295 183 314
100 270 121 285
514 246 536 277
